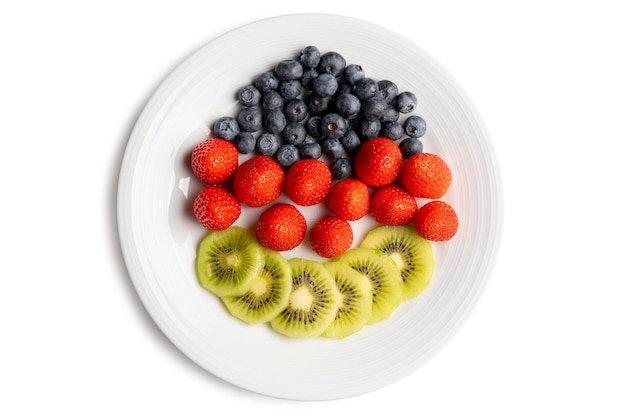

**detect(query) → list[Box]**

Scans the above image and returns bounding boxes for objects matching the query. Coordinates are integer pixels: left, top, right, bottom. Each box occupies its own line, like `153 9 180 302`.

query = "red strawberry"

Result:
193 186 241 231
370 185 417 225
309 216 353 258
401 153 452 199
413 200 459 241
256 203 307 251
284 159 332 206
233 156 284 207
327 178 370 221
191 138 238 184
354 137 403 187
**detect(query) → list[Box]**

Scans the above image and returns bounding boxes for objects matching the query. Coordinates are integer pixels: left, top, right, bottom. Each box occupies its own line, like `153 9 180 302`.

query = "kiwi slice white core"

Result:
270 259 340 338
224 253 240 268
290 287 314 311
249 278 267 297
388 252 406 270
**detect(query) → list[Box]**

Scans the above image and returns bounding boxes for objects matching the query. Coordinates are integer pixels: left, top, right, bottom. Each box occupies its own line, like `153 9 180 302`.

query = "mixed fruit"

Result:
189 46 459 338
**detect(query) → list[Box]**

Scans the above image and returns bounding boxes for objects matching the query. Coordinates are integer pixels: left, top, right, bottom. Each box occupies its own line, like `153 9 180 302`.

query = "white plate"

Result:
117 13 502 400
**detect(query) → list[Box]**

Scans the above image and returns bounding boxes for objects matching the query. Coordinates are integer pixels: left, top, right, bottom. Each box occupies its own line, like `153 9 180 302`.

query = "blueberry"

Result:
263 108 287 134
340 130 361 152
359 119 381 140
334 93 361 120
276 144 300 168
238 85 261 107
361 96 387 121
337 82 353 94
299 142 322 159
321 113 348 139
381 121 403 140
305 115 323 138
399 137 423 158
234 132 256 154
283 80 304 100
261 91 283 110
275 59 303 81
255 71 279 93
321 138 345 159
255 132 280 156
377 80 399 104
237 107 263 132
311 72 338 97
282 122 307 146
330 158 352 180
380 105 400 122
301 68 319 90
395 91 418 113
284 99 308 122
213 116 240 141
307 94 332 115
299 45 321 69
403 115 427 138
318 51 346 77
354 78 379 100
344 64 365 86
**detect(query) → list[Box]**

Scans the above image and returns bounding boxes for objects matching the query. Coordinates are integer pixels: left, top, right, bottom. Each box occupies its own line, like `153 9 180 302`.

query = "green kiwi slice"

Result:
270 258 340 338
221 248 292 324
334 247 403 325
195 227 264 297
322 261 373 339
361 225 435 300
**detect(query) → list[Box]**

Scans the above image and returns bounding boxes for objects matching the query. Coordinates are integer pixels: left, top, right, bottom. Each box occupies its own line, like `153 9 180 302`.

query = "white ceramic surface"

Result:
117 13 502 400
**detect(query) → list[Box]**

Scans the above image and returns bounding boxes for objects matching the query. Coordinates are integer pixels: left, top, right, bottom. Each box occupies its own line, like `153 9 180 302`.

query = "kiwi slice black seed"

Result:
270 258 340 338
361 225 435 300
195 227 264 298
334 247 403 325
322 261 372 339
221 248 292 324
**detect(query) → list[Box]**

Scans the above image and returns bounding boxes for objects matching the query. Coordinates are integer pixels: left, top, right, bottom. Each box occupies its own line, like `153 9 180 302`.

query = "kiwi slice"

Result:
270 258 340 338
195 227 264 297
221 248 292 324
322 261 372 339
361 225 435 300
334 247 403 325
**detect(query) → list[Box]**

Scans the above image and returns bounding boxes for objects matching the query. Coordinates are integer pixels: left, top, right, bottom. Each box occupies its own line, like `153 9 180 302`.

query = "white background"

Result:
1 1 625 415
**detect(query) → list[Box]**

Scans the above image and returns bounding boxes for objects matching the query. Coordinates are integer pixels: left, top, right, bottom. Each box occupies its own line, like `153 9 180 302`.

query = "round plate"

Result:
117 13 502 400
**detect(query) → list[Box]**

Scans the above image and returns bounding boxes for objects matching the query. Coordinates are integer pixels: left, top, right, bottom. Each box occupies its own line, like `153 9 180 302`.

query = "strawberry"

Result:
193 186 241 231
327 178 370 221
309 216 353 258
401 153 452 199
284 159 332 206
370 185 417 225
413 200 459 241
232 155 284 207
191 138 239 184
354 137 403 187
256 203 307 251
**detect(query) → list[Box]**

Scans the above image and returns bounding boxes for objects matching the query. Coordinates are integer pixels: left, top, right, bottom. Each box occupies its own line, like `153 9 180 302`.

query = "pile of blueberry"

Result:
212 46 427 179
